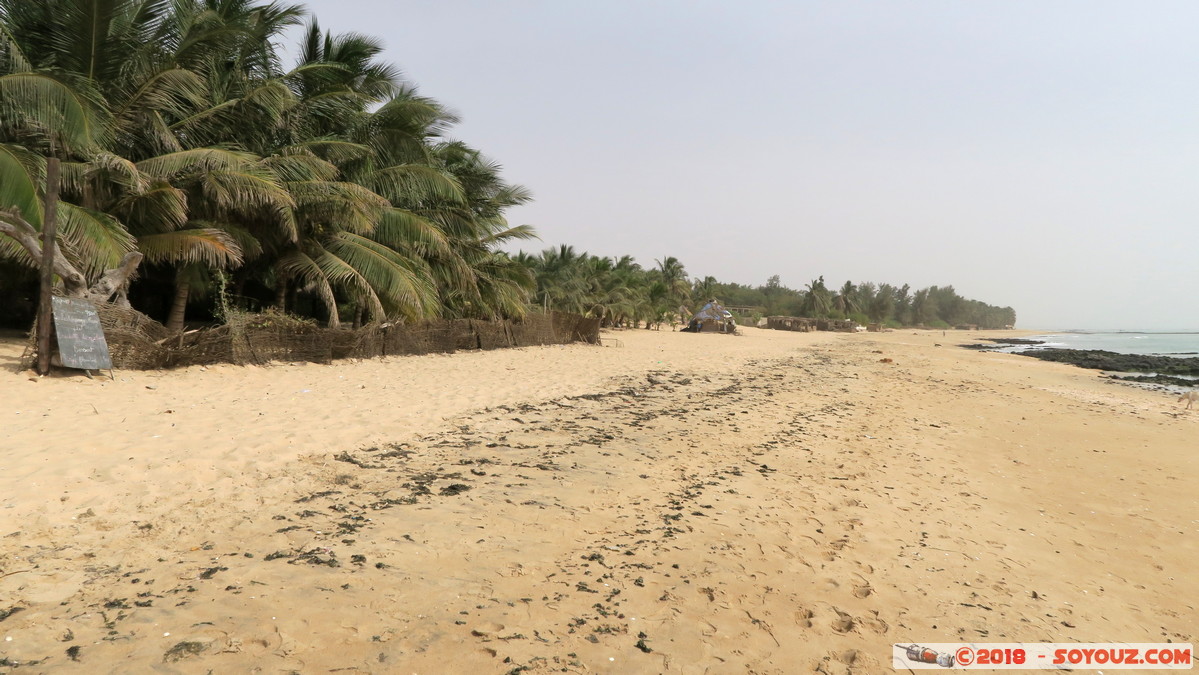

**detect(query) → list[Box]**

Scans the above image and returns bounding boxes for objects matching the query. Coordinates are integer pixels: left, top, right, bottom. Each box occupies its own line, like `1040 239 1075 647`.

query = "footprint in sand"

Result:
835 649 862 665
830 608 855 633
794 608 814 628
860 611 889 634
470 622 505 638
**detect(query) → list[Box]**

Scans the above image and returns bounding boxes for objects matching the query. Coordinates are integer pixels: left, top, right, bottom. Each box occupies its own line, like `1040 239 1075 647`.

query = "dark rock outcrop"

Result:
1017 349 1199 376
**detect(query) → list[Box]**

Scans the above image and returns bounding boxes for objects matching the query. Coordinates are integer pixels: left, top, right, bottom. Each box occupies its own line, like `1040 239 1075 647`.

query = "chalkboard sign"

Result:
51 296 113 370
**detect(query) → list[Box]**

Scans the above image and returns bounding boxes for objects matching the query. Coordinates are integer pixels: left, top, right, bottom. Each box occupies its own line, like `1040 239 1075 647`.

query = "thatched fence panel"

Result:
38 305 603 370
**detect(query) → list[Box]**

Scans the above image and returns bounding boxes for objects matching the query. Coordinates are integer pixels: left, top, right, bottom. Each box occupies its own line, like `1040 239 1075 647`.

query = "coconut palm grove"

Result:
0 0 1016 334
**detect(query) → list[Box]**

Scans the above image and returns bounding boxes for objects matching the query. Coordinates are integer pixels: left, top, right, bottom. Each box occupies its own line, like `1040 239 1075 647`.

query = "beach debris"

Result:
292 547 339 567
334 451 380 469
163 640 209 662
634 632 652 653
879 358 893 363
0 606 24 623
295 490 340 503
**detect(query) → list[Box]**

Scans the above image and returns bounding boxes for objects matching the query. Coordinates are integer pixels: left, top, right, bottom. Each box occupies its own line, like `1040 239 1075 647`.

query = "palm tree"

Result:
911 288 936 325
530 244 586 312
802 276 831 317
1 0 536 331
653 255 689 324
869 282 895 323
0 0 304 326
833 280 859 317
692 275 717 305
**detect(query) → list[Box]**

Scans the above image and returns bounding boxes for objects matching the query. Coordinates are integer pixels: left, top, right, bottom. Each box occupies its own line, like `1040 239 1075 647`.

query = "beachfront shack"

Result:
684 300 737 333
817 318 860 332
767 316 817 332
766 316 860 333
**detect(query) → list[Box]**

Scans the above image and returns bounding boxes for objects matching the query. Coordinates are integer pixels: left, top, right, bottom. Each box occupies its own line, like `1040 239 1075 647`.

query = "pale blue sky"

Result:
294 1 1199 329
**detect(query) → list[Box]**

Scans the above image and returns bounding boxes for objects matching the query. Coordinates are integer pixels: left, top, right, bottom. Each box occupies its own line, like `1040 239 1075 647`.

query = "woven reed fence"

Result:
27 304 600 370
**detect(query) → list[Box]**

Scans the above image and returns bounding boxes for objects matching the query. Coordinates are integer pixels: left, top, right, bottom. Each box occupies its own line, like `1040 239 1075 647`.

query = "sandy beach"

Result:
1 327 1195 674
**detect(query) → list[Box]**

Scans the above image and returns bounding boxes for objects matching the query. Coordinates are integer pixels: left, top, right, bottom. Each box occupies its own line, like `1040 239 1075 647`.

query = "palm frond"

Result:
260 153 339 182
112 67 208 123
133 108 184 155
309 240 387 319
116 180 188 233
240 77 295 114
427 248 480 302
136 227 242 267
166 97 240 136
0 22 32 73
136 147 256 178
56 202 136 279
200 167 295 213
282 139 373 164
216 221 264 261
0 143 43 226
480 223 538 245
88 152 146 192
288 180 388 234
275 247 339 324
368 164 464 205
326 231 436 319
0 72 102 151
374 207 450 256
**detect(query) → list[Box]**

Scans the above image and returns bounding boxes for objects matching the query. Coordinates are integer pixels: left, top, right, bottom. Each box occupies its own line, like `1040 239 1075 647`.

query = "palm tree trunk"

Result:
274 277 287 311
166 279 190 333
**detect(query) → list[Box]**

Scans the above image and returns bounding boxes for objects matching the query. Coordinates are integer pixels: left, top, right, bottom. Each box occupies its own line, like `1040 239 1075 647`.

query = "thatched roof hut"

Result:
684 300 737 333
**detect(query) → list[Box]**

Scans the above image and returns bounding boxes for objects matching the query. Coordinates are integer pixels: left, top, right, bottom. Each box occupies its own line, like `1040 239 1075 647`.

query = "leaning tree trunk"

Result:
165 274 190 333
0 208 143 303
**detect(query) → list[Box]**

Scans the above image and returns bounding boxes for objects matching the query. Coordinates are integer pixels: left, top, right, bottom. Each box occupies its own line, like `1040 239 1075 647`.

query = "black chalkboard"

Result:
51 296 113 370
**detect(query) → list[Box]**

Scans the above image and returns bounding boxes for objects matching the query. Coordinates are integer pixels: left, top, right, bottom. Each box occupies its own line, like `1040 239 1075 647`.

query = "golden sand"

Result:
0 328 1194 673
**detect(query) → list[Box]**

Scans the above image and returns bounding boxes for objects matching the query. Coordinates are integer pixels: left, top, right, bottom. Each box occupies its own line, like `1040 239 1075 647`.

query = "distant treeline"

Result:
517 246 1017 330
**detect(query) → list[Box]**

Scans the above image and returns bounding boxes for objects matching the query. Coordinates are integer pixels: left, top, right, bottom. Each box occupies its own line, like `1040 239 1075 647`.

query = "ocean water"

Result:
1020 331 1199 356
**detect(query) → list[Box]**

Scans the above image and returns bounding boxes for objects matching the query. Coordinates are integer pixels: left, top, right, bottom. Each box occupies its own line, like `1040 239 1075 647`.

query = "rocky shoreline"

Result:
1015 348 1199 375
962 339 1199 391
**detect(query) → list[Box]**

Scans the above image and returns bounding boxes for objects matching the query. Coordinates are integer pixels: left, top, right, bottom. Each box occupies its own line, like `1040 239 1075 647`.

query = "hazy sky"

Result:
295 1 1198 329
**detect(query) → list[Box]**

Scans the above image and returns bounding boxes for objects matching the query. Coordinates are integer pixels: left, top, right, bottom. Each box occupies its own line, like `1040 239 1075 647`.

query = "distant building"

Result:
766 317 859 332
